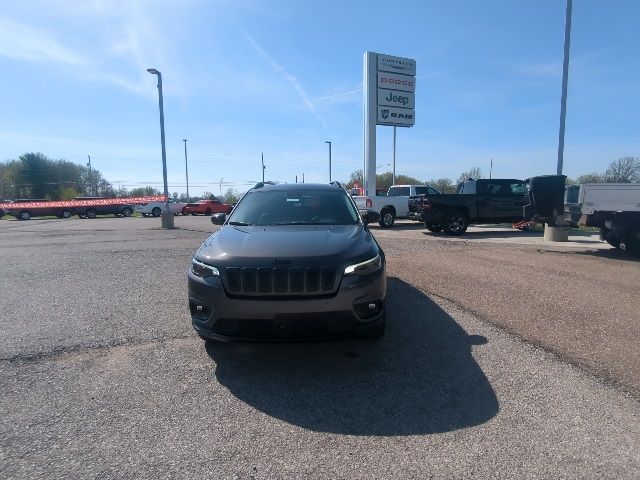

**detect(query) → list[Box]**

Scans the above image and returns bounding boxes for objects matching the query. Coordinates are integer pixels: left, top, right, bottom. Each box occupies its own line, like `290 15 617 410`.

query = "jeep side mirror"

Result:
211 213 227 225
359 209 380 225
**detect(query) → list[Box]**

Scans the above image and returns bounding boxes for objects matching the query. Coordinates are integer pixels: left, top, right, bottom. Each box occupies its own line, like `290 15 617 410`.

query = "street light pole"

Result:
325 141 332 182
261 152 265 182
219 177 223 196
557 0 572 175
147 68 173 228
182 139 189 200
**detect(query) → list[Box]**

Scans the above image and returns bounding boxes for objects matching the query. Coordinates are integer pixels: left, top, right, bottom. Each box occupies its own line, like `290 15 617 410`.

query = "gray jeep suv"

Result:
188 182 386 341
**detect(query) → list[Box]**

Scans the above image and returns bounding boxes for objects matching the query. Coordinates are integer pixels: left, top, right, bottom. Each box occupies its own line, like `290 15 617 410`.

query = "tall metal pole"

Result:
87 155 92 195
261 152 265 182
182 139 189 200
147 68 172 228
490 159 493 179
392 127 396 186
363 51 377 197
302 173 305 183
557 0 572 175
325 141 332 182
219 177 223 196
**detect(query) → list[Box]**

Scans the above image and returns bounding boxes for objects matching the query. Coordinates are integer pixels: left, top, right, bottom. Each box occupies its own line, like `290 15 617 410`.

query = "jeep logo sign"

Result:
377 89 415 109
377 72 415 93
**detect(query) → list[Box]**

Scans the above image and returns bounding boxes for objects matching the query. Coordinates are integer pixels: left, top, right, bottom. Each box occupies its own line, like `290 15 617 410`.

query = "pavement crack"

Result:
0 334 195 365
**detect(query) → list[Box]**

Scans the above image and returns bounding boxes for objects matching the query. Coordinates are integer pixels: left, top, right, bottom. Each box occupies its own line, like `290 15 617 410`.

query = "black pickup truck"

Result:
409 178 530 235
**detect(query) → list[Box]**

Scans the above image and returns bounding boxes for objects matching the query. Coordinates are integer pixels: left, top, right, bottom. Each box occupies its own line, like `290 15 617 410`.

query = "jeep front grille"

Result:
225 266 337 296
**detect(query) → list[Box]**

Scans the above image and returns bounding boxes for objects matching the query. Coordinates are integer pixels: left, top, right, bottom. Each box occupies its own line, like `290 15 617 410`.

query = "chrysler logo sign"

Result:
377 54 416 76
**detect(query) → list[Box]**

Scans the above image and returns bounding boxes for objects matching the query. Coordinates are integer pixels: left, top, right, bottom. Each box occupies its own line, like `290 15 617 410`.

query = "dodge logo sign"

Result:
377 72 415 92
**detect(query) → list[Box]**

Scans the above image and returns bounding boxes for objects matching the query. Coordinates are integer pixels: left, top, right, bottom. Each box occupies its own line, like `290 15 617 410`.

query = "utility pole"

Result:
302 173 305 183
182 139 189 200
490 159 493 179
87 155 92 196
392 126 396 186
261 152 265 182
557 0 572 175
219 177 223 196
295 175 298 184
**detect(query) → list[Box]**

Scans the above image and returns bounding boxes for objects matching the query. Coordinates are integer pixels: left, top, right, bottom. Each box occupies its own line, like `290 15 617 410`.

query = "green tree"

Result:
604 157 640 183
130 186 161 197
457 167 482 184
428 178 456 193
345 170 363 189
222 188 241 205
576 172 605 184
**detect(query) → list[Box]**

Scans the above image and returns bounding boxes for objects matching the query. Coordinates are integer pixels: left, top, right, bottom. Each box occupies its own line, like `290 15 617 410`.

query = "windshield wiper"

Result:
228 221 252 226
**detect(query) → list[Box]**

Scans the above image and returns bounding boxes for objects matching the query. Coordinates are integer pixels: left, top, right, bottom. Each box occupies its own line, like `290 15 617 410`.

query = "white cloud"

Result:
241 29 328 130
0 17 86 65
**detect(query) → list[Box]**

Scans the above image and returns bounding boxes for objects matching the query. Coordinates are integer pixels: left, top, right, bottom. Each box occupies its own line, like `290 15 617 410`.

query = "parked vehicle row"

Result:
0 196 234 221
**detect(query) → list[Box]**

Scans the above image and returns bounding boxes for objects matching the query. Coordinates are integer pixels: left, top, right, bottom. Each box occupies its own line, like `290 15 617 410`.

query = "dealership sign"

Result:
363 51 417 196
374 54 416 127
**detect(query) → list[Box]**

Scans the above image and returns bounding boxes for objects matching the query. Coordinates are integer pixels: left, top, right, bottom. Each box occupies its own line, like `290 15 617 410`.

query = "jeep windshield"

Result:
227 188 360 226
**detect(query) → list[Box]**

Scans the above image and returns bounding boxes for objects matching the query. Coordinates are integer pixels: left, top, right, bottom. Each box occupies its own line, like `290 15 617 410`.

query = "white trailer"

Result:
566 183 640 252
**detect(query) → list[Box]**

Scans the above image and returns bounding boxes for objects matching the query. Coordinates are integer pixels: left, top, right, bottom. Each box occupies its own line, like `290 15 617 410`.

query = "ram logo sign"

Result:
377 106 415 126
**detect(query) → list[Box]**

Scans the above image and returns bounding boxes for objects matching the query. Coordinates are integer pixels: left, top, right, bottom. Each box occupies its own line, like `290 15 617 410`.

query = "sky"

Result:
0 0 638 196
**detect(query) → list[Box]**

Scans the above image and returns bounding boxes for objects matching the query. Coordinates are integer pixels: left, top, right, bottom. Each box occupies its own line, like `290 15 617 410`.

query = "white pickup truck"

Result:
565 183 640 253
354 184 441 228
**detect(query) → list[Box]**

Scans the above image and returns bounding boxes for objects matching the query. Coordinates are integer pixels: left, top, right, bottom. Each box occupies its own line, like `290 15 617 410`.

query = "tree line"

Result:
2 152 637 201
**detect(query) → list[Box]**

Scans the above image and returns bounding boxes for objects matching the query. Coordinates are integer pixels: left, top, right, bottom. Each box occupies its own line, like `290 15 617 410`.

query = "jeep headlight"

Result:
344 254 381 276
191 258 220 278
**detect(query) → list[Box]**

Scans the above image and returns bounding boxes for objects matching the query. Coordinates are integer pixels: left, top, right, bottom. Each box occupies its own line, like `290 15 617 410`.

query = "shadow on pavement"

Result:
205 277 499 436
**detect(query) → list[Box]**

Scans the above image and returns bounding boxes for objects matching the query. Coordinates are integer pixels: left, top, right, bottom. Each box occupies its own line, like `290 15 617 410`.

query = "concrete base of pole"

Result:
161 211 175 229
544 224 569 242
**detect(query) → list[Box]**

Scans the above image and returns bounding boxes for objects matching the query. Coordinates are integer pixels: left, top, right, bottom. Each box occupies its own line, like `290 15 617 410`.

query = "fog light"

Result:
354 301 382 320
190 301 211 321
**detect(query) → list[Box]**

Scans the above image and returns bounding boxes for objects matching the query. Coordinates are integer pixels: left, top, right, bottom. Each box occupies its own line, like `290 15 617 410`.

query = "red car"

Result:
182 199 233 216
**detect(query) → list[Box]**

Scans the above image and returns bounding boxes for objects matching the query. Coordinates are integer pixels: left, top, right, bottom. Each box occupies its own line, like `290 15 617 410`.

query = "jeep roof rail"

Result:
253 181 278 189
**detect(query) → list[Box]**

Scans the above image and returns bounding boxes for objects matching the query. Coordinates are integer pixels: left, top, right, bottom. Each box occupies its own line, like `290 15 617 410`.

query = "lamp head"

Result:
147 68 160 75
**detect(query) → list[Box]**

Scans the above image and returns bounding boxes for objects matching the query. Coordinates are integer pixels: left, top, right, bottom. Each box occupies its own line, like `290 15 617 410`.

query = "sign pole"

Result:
392 126 396 186
363 52 377 197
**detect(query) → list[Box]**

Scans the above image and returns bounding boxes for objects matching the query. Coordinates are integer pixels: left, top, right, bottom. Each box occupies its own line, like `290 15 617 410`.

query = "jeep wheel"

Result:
61 210 72 219
151 207 161 217
425 223 442 232
19 211 32 221
443 212 469 236
86 209 97 219
378 209 395 228
122 207 133 217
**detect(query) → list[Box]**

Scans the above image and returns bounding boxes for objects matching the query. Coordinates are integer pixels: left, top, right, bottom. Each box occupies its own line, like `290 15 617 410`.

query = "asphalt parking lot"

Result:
1 216 639 479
